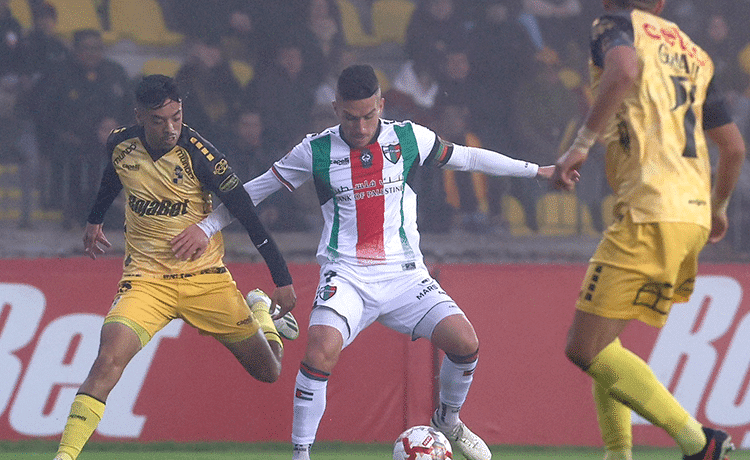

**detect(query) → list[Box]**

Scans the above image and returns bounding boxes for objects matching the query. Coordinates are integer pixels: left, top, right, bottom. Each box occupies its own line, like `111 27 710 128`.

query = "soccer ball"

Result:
393 425 453 460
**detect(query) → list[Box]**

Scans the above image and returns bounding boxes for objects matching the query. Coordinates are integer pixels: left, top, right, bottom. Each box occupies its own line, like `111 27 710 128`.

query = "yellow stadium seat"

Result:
230 60 254 87
501 194 532 236
536 192 597 236
108 0 184 46
372 67 390 93
46 0 102 39
335 0 381 48
371 0 415 45
141 57 182 77
9 0 31 29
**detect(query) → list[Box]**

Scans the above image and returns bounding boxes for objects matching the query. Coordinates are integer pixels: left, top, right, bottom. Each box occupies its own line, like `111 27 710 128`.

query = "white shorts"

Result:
310 264 464 348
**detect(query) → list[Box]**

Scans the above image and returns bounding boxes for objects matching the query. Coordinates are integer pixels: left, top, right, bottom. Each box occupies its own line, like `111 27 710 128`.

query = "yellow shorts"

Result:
576 213 709 327
104 269 260 347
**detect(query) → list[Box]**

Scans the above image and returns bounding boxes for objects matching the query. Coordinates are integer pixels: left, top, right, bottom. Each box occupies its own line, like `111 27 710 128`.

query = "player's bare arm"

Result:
83 223 111 260
705 122 746 244
536 165 556 180
553 45 638 190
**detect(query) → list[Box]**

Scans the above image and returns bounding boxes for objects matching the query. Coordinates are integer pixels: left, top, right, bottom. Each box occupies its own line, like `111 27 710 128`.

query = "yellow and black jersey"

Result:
589 9 732 228
88 123 291 285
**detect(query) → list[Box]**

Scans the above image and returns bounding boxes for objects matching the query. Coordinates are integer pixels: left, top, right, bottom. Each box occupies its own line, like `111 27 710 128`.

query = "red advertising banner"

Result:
0 258 748 449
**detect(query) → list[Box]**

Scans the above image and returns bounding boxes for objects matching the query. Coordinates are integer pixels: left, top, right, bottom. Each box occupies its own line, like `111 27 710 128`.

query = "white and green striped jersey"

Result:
272 119 445 278
199 118 539 281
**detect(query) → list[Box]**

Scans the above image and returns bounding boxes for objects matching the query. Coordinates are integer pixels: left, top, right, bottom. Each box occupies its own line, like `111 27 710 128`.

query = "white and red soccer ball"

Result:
393 425 453 460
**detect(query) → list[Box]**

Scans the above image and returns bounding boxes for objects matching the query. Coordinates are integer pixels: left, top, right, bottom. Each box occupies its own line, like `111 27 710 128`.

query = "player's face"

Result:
333 91 384 149
136 99 183 152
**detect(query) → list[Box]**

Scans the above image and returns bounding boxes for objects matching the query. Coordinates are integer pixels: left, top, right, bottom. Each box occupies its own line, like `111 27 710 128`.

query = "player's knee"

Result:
564 342 592 370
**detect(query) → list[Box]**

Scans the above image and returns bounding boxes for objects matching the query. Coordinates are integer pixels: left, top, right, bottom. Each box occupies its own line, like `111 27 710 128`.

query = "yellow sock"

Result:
593 377 632 454
586 339 706 455
249 300 283 350
57 394 106 460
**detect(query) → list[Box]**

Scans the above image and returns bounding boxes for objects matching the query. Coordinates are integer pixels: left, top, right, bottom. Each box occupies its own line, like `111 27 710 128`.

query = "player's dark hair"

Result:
136 74 181 110
336 64 380 101
610 0 659 11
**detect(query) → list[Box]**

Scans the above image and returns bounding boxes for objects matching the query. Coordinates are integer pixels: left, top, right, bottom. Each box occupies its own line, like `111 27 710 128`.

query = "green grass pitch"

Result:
1 441 749 459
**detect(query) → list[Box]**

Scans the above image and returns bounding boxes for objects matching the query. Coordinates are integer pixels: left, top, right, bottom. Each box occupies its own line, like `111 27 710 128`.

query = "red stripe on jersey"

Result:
271 165 295 191
349 144 385 263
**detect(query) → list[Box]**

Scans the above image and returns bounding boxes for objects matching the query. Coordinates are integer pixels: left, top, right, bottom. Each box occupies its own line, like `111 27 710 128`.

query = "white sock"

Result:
436 355 477 427
292 363 329 447
292 443 311 460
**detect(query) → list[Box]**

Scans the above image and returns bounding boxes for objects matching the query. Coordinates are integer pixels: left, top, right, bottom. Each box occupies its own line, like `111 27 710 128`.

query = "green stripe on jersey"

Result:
311 135 339 260
393 123 418 260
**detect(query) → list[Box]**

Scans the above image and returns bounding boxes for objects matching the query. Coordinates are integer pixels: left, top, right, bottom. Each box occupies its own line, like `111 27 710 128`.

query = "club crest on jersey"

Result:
382 144 401 163
359 148 373 168
317 285 337 301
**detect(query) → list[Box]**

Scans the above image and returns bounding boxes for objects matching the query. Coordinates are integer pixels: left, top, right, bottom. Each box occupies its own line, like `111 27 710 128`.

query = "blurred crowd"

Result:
1 0 750 249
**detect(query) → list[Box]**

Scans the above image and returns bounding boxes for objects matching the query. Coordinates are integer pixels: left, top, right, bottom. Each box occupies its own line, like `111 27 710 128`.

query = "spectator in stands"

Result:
243 40 316 154
0 0 24 80
433 94 491 233
24 2 69 81
294 0 345 91
175 34 243 145
223 108 309 232
15 1 70 225
384 59 439 127
511 56 583 232
36 29 132 229
404 0 472 91
468 0 537 150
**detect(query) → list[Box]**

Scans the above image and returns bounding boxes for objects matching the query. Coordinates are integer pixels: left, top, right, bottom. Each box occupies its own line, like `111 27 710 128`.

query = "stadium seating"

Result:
230 60 254 87
536 192 597 236
335 0 381 48
501 194 532 236
140 57 182 77
107 0 184 47
46 0 103 39
371 0 415 45
9 0 31 30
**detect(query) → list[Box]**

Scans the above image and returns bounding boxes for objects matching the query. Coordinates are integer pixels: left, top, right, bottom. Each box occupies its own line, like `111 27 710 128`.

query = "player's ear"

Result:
134 107 143 125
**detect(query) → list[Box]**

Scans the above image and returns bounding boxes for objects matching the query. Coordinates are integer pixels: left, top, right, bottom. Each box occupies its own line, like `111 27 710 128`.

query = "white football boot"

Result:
430 413 492 460
246 289 299 340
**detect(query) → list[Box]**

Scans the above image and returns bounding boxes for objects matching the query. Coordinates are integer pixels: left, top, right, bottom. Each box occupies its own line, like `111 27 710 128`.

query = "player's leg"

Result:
293 270 365 460
55 321 142 460
222 329 282 382
568 312 707 456
376 270 490 460
183 275 286 382
292 321 345 460
593 379 632 460
429 314 491 460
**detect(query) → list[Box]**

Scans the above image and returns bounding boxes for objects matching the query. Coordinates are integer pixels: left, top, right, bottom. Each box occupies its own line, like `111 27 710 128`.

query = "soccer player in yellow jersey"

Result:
552 1 746 459
53 75 298 460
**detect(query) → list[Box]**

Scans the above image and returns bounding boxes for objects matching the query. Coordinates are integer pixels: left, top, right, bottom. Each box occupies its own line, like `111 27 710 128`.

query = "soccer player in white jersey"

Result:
171 64 558 460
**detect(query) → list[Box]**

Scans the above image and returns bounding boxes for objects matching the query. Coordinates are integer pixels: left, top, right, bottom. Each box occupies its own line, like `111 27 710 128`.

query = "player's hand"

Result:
270 284 297 319
171 224 209 261
551 147 586 191
83 223 111 260
708 207 729 244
